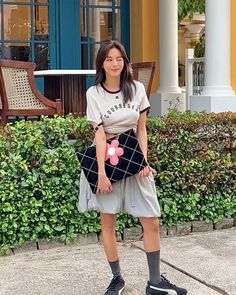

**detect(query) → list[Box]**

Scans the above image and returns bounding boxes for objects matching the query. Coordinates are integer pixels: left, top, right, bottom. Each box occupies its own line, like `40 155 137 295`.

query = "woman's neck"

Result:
103 77 120 92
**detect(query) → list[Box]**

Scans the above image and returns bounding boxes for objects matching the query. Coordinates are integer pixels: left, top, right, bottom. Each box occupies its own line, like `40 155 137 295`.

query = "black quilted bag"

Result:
76 129 147 194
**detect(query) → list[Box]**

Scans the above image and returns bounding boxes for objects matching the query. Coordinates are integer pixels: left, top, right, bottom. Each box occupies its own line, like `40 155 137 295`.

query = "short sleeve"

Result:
86 89 103 125
139 83 150 114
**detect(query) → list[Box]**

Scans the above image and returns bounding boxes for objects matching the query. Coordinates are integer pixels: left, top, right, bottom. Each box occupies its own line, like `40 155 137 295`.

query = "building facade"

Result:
1 0 236 114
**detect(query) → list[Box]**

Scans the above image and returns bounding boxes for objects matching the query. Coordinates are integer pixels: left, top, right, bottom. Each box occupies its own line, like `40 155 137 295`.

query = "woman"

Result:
78 40 187 295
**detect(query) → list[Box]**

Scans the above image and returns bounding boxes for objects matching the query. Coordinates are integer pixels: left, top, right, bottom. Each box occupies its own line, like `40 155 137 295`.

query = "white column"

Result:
158 0 181 93
202 0 234 96
150 0 185 116
185 48 194 109
190 0 236 113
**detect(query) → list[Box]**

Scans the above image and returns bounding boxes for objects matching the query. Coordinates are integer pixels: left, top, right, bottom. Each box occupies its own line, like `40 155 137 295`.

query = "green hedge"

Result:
0 112 235 254
147 111 236 226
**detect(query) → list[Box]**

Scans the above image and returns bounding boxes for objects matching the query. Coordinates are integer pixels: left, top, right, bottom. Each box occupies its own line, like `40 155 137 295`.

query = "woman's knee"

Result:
101 213 116 232
140 217 160 233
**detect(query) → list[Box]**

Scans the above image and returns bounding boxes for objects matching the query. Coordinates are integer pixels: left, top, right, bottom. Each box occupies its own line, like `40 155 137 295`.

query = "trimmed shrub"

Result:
147 111 236 226
0 112 235 254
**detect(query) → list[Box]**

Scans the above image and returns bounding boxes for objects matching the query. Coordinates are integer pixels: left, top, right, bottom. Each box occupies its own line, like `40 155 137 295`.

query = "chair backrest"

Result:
131 61 156 99
0 59 46 110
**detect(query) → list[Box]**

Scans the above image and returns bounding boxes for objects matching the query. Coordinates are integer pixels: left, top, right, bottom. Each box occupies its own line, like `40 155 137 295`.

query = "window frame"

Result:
78 0 130 87
0 0 50 69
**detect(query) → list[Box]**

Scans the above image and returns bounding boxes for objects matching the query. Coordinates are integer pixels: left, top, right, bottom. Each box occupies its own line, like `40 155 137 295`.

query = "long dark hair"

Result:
95 40 136 103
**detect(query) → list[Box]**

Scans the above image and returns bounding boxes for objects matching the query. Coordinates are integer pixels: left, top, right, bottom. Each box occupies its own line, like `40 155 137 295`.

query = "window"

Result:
80 0 121 69
0 0 49 70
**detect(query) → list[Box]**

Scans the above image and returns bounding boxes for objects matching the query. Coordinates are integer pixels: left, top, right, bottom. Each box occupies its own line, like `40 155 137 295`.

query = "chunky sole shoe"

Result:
146 275 187 295
104 275 125 295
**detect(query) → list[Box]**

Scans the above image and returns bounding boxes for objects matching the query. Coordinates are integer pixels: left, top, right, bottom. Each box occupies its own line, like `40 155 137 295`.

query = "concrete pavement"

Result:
0 228 235 295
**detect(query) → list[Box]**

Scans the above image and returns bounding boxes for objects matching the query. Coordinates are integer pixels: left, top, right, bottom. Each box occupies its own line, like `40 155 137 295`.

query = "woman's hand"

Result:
139 165 156 177
97 174 113 194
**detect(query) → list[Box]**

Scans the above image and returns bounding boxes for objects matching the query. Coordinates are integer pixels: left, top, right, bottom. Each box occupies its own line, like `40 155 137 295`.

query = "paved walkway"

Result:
0 228 235 295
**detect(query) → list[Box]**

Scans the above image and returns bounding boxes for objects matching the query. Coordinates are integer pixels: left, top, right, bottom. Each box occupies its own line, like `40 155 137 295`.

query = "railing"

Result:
185 48 205 109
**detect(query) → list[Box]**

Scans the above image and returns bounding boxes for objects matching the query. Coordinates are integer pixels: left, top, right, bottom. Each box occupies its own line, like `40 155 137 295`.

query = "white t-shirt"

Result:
86 80 150 134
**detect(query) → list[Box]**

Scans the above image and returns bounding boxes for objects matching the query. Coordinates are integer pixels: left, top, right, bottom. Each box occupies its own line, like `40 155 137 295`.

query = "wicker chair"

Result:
131 61 156 99
0 59 63 127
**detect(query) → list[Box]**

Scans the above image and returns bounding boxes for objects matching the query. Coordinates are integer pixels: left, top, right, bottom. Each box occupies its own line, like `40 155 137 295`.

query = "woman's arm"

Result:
94 124 107 176
136 112 148 161
92 123 112 193
136 112 156 177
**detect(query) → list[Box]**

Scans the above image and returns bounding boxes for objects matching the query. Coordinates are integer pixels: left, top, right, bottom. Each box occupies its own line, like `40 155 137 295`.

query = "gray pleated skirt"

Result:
78 171 161 217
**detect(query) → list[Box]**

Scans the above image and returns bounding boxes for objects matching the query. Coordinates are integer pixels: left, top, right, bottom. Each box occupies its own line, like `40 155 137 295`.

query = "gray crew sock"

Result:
146 250 161 285
109 259 122 278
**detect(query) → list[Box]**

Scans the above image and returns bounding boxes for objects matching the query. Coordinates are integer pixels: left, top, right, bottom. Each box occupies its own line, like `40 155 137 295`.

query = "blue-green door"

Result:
49 0 130 69
0 0 130 70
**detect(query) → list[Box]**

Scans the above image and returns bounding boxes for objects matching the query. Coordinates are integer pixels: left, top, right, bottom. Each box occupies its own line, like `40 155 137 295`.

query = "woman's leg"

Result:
101 213 119 262
140 217 187 295
140 217 161 285
101 213 125 294
139 217 160 252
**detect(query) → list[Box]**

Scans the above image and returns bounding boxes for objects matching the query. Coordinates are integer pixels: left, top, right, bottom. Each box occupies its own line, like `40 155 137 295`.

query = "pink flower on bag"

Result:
105 139 124 166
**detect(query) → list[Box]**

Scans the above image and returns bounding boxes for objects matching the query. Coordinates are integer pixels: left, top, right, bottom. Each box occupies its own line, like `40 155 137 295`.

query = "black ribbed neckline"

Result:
101 83 121 94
